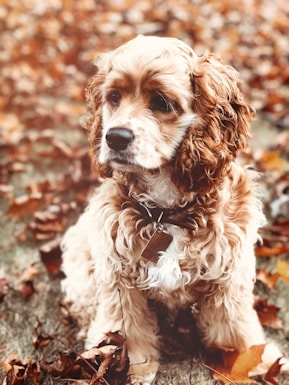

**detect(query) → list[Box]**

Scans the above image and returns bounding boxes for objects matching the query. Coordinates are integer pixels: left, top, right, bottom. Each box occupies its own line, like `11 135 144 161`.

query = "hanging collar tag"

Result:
140 209 173 263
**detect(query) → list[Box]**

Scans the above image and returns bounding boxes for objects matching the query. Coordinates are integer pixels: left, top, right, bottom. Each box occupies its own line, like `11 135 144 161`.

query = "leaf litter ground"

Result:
0 0 289 384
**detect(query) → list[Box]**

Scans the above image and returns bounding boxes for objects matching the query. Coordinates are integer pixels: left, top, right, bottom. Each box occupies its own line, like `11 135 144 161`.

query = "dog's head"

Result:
85 36 254 194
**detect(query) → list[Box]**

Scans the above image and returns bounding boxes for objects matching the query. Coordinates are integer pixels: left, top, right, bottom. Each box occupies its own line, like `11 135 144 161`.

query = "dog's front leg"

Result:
196 288 286 375
86 283 160 385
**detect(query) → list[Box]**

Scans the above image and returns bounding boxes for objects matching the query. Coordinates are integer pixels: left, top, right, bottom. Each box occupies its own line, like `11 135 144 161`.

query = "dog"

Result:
61 36 285 384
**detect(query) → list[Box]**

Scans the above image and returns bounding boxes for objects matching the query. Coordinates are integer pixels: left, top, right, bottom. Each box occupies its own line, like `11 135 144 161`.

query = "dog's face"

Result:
85 36 254 193
100 64 196 171
95 37 197 171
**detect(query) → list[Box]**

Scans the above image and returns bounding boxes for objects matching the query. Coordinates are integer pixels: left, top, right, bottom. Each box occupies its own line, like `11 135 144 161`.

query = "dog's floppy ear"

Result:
84 53 113 178
171 53 254 194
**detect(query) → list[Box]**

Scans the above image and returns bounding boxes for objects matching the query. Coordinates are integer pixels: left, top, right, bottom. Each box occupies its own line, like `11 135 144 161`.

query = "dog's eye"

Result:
150 93 175 113
107 91 121 107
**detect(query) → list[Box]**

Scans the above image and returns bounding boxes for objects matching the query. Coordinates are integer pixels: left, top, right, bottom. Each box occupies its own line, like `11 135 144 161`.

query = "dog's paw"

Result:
127 361 159 385
249 342 289 377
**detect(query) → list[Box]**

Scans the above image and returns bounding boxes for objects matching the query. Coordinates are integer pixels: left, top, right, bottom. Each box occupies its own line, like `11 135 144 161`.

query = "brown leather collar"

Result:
136 200 198 230
121 185 202 231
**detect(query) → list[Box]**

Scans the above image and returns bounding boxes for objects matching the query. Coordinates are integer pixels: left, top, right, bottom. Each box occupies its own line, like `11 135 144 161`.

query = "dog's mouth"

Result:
109 156 140 171
111 157 130 165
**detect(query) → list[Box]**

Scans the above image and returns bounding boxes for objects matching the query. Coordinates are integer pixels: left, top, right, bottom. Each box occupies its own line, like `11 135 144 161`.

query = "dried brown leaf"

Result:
271 220 289 238
0 352 34 385
257 151 287 173
276 258 289 284
39 330 128 384
255 244 289 258
265 358 283 385
7 194 47 220
13 263 40 298
256 269 280 290
254 297 282 329
29 210 67 240
18 263 40 282
32 318 54 348
211 345 265 384
39 237 62 274
14 280 36 299
0 278 9 302
40 351 81 378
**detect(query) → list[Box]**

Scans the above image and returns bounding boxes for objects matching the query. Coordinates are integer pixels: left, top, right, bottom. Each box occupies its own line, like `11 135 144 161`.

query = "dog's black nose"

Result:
106 127 135 151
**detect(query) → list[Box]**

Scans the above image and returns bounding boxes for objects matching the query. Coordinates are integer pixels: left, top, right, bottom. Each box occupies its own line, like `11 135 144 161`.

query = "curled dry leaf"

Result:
98 331 129 374
0 352 40 385
14 263 40 298
80 345 119 383
59 302 78 344
32 318 54 348
40 350 81 378
40 331 129 385
265 358 284 385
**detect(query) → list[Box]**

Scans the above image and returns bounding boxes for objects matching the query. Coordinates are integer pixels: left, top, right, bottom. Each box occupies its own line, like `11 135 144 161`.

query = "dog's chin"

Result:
109 159 144 173
108 157 164 174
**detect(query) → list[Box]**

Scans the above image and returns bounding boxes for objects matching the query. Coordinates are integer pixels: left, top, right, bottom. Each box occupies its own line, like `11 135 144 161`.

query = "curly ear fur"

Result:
172 54 255 195
84 54 112 178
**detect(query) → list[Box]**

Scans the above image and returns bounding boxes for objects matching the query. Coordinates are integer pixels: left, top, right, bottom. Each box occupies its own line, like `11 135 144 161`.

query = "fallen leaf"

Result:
0 278 9 302
59 302 78 344
265 358 283 385
18 263 40 282
276 258 289 284
80 345 118 382
254 297 282 329
40 331 129 385
32 318 54 348
256 269 280 290
7 193 48 220
39 237 63 275
211 345 265 384
257 151 287 173
0 352 37 385
14 263 40 298
270 220 289 238
29 209 67 241
99 331 129 373
14 280 36 299
27 180 52 195
40 351 81 378
255 244 289 257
